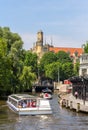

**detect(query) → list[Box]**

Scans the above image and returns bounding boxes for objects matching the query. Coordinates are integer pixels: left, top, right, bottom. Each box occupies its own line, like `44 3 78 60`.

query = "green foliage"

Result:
40 51 57 66
61 62 75 80
0 26 24 95
0 38 7 56
45 62 61 81
73 62 80 76
83 41 88 53
0 26 38 95
40 51 74 81
0 26 80 95
19 66 36 92
0 55 12 94
39 51 57 76
56 51 72 63
45 61 75 81
24 51 38 73
0 27 3 37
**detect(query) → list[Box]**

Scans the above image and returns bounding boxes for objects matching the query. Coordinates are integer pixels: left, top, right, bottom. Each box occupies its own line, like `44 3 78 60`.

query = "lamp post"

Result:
58 66 60 84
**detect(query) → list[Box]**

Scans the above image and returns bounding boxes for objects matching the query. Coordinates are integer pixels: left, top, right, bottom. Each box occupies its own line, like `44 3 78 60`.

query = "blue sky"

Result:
0 0 88 50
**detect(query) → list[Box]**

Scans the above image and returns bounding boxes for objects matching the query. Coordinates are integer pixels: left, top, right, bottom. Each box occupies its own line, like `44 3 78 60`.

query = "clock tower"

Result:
35 30 43 59
36 30 43 46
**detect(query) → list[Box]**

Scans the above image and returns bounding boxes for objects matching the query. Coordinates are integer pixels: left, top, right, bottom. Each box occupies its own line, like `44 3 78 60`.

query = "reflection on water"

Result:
0 95 88 130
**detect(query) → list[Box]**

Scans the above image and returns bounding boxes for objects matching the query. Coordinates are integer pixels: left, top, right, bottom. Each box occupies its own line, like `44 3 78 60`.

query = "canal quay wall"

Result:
59 93 88 113
55 82 88 113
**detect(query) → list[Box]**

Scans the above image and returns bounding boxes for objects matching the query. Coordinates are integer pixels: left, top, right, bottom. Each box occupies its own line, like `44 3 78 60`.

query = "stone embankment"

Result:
55 82 88 113
58 93 88 113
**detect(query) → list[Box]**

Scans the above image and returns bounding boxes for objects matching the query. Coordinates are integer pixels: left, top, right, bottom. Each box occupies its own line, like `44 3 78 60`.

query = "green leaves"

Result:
45 62 60 81
83 41 88 53
19 66 36 91
0 26 38 95
0 26 80 95
0 27 24 95
0 38 7 56
56 51 72 63
39 52 57 76
40 50 78 82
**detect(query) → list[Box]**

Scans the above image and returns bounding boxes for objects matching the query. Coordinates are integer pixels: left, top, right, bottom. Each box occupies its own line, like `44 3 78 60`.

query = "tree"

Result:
19 66 36 92
45 62 61 81
61 62 75 80
0 26 24 94
73 62 80 76
24 51 38 73
45 61 75 82
0 38 7 56
56 51 72 63
83 41 88 53
39 52 57 76
0 38 11 95
3 27 23 50
8 38 23 93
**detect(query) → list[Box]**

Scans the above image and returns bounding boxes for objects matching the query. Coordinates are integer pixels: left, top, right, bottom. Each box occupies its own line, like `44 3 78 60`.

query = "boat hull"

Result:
7 101 52 115
18 110 52 115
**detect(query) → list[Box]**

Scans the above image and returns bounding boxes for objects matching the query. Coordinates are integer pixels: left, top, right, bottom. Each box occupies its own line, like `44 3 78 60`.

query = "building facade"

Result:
31 30 83 63
79 54 88 76
31 30 52 61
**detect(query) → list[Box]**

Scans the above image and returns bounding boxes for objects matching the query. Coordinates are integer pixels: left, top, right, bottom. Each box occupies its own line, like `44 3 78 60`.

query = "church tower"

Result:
36 30 43 46
32 30 50 62
36 30 43 59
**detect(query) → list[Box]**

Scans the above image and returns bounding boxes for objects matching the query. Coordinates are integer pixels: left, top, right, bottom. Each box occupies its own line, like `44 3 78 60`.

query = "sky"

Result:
0 0 88 50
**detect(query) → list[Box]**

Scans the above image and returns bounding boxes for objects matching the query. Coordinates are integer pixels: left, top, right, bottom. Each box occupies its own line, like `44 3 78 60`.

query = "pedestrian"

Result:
75 91 78 99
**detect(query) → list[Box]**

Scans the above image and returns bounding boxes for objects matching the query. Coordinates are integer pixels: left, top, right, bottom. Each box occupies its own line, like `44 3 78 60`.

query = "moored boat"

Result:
40 88 53 99
7 94 52 115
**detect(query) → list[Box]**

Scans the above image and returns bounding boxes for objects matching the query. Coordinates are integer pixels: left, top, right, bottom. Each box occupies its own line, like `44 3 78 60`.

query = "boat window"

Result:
8 97 17 107
31 99 36 107
27 99 37 107
11 95 21 100
18 100 27 108
18 101 23 108
22 100 27 108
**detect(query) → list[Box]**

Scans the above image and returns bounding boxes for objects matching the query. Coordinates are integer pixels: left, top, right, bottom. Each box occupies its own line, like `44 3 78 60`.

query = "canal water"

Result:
0 95 88 130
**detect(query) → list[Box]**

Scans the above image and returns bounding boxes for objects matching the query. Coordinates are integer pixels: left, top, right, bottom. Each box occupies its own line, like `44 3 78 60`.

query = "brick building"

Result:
31 30 83 63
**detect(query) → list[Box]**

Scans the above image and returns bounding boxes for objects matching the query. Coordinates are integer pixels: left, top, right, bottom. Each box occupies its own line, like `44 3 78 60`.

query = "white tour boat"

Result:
7 94 52 115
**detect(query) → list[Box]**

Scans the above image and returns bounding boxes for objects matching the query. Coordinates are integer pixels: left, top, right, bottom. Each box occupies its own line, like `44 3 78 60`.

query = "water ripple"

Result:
0 95 88 130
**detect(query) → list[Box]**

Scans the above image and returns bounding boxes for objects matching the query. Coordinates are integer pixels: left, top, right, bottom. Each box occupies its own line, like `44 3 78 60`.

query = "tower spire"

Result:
45 36 46 44
51 36 53 46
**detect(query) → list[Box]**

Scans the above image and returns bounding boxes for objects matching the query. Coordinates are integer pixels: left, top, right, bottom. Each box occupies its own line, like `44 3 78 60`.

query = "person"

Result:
74 91 78 99
18 101 22 108
22 100 27 108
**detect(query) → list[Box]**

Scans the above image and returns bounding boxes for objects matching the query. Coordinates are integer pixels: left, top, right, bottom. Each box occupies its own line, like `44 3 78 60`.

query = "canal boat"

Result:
7 94 52 115
40 88 53 99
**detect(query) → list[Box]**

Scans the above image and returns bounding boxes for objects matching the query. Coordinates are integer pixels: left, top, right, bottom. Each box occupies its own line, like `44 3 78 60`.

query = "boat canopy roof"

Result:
42 88 52 93
9 94 39 101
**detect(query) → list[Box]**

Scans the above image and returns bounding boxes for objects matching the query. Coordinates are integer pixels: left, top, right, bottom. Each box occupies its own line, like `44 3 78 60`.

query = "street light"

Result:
58 66 60 84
